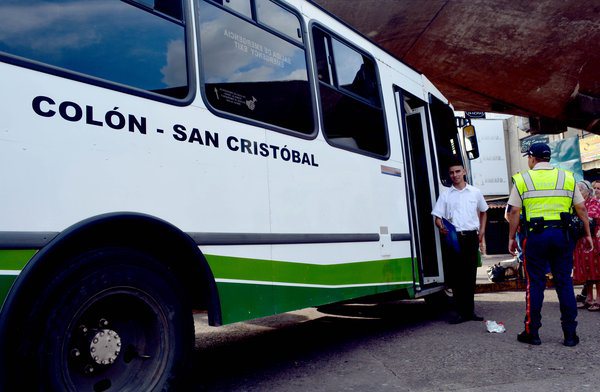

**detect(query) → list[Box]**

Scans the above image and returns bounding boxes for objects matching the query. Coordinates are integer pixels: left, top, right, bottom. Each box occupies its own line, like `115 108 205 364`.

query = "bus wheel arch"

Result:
0 213 221 390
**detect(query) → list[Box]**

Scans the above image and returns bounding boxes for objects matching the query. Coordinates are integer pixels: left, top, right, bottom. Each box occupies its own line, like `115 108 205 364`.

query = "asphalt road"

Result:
190 287 600 391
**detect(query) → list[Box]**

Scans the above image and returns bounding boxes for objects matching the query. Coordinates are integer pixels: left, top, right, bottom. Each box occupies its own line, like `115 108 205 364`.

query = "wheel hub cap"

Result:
89 329 121 365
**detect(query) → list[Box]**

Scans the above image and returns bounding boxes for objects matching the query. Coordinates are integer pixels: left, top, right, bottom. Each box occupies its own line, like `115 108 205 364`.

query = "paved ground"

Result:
190 254 600 391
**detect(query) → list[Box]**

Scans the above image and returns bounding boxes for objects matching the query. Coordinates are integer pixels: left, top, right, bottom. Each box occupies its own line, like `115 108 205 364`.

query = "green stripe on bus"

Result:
205 255 414 285
0 250 35 306
216 281 413 324
0 249 36 270
0 275 18 306
205 255 416 324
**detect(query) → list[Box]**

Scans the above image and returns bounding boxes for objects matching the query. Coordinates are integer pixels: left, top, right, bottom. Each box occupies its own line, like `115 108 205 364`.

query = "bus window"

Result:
314 35 333 85
0 0 188 99
429 94 463 186
135 0 184 20
256 0 302 43
212 0 252 18
312 26 388 157
198 0 313 134
331 39 380 107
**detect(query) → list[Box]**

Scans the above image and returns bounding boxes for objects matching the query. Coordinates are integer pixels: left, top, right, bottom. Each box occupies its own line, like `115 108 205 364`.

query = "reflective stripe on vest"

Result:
512 168 575 221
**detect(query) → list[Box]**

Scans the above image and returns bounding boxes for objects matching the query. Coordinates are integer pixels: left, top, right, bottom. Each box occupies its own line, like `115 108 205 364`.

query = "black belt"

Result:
543 223 563 228
525 220 563 230
456 230 478 236
525 219 564 233
526 225 563 231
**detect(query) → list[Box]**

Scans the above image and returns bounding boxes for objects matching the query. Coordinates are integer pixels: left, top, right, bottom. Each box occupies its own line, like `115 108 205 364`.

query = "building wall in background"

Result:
469 118 510 196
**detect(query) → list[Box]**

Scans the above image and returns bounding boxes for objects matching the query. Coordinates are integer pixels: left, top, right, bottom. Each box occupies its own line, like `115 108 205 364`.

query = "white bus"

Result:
0 0 478 390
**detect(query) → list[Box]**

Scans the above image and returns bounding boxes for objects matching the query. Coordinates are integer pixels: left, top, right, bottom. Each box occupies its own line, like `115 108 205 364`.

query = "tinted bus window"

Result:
135 0 184 20
313 32 333 86
256 0 302 43
198 0 313 134
211 0 252 18
312 27 387 157
331 38 380 106
0 0 188 99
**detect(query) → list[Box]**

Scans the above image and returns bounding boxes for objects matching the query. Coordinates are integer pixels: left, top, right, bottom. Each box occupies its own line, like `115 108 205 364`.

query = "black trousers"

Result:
452 231 480 317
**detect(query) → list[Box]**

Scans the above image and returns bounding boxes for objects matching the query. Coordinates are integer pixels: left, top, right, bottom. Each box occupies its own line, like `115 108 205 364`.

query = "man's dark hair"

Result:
447 157 464 170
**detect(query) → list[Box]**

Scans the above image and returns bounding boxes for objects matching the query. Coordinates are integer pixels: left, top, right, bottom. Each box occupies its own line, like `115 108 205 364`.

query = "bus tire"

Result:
19 247 194 391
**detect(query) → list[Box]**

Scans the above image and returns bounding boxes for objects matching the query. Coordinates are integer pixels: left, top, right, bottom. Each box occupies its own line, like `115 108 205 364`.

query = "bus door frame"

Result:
393 86 445 291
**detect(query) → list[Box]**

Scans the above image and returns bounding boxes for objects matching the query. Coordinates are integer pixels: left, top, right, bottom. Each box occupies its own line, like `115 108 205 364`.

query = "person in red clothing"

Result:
593 180 600 200
573 180 600 311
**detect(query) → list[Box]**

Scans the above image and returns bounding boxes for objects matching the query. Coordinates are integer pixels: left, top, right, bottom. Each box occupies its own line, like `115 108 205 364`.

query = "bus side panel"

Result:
0 63 275 317
264 129 415 316
0 63 272 234
202 247 273 324
202 242 414 324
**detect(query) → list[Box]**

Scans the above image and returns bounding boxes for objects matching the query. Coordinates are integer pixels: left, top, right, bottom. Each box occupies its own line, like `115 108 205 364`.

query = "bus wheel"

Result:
32 248 193 391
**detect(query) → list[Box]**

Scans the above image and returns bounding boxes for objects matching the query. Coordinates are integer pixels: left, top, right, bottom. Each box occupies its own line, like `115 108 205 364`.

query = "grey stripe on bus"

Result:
0 231 415 249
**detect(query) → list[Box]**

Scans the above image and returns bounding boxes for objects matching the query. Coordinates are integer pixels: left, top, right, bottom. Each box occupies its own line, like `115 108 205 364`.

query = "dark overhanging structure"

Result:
311 0 600 134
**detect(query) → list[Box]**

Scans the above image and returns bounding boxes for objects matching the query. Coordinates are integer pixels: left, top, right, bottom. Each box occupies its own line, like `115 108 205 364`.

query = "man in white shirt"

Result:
432 161 488 324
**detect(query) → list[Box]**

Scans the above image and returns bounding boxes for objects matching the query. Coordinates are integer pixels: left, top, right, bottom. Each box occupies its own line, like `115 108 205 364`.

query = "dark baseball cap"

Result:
523 142 551 159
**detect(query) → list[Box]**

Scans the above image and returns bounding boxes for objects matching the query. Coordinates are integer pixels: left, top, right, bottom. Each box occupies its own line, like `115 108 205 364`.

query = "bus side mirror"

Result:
463 125 479 160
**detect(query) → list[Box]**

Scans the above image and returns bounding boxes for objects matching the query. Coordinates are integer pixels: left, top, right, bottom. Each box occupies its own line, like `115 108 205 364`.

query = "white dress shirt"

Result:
431 184 489 231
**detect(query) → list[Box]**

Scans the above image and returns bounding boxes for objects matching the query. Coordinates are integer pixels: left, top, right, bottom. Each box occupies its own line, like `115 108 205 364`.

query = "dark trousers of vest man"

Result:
453 231 479 318
523 227 577 335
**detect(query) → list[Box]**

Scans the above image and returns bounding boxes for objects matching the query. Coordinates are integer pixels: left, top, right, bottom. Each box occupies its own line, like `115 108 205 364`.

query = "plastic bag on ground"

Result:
485 320 506 333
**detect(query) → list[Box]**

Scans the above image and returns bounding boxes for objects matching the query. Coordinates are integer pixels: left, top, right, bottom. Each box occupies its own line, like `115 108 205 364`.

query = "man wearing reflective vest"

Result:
507 142 593 347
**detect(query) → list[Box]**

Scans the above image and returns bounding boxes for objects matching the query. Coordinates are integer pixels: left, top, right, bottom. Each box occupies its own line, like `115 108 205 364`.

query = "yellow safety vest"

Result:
512 168 575 221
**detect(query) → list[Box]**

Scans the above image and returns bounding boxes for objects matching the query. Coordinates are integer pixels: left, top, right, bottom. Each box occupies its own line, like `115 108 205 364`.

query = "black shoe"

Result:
448 315 468 324
563 333 579 347
471 314 484 321
517 330 541 345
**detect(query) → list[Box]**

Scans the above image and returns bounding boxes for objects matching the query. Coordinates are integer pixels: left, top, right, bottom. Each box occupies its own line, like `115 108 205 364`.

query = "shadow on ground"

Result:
192 300 448 390
191 291 600 391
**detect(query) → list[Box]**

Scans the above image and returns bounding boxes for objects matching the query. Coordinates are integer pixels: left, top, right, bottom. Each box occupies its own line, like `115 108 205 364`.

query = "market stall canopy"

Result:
311 0 600 134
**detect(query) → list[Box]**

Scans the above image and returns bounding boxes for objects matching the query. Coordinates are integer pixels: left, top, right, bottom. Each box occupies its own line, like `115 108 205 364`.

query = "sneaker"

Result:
517 330 541 345
563 333 579 347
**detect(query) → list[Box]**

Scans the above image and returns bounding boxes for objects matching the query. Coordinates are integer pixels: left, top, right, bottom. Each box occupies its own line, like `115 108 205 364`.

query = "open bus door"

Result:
394 88 444 294
394 88 480 296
